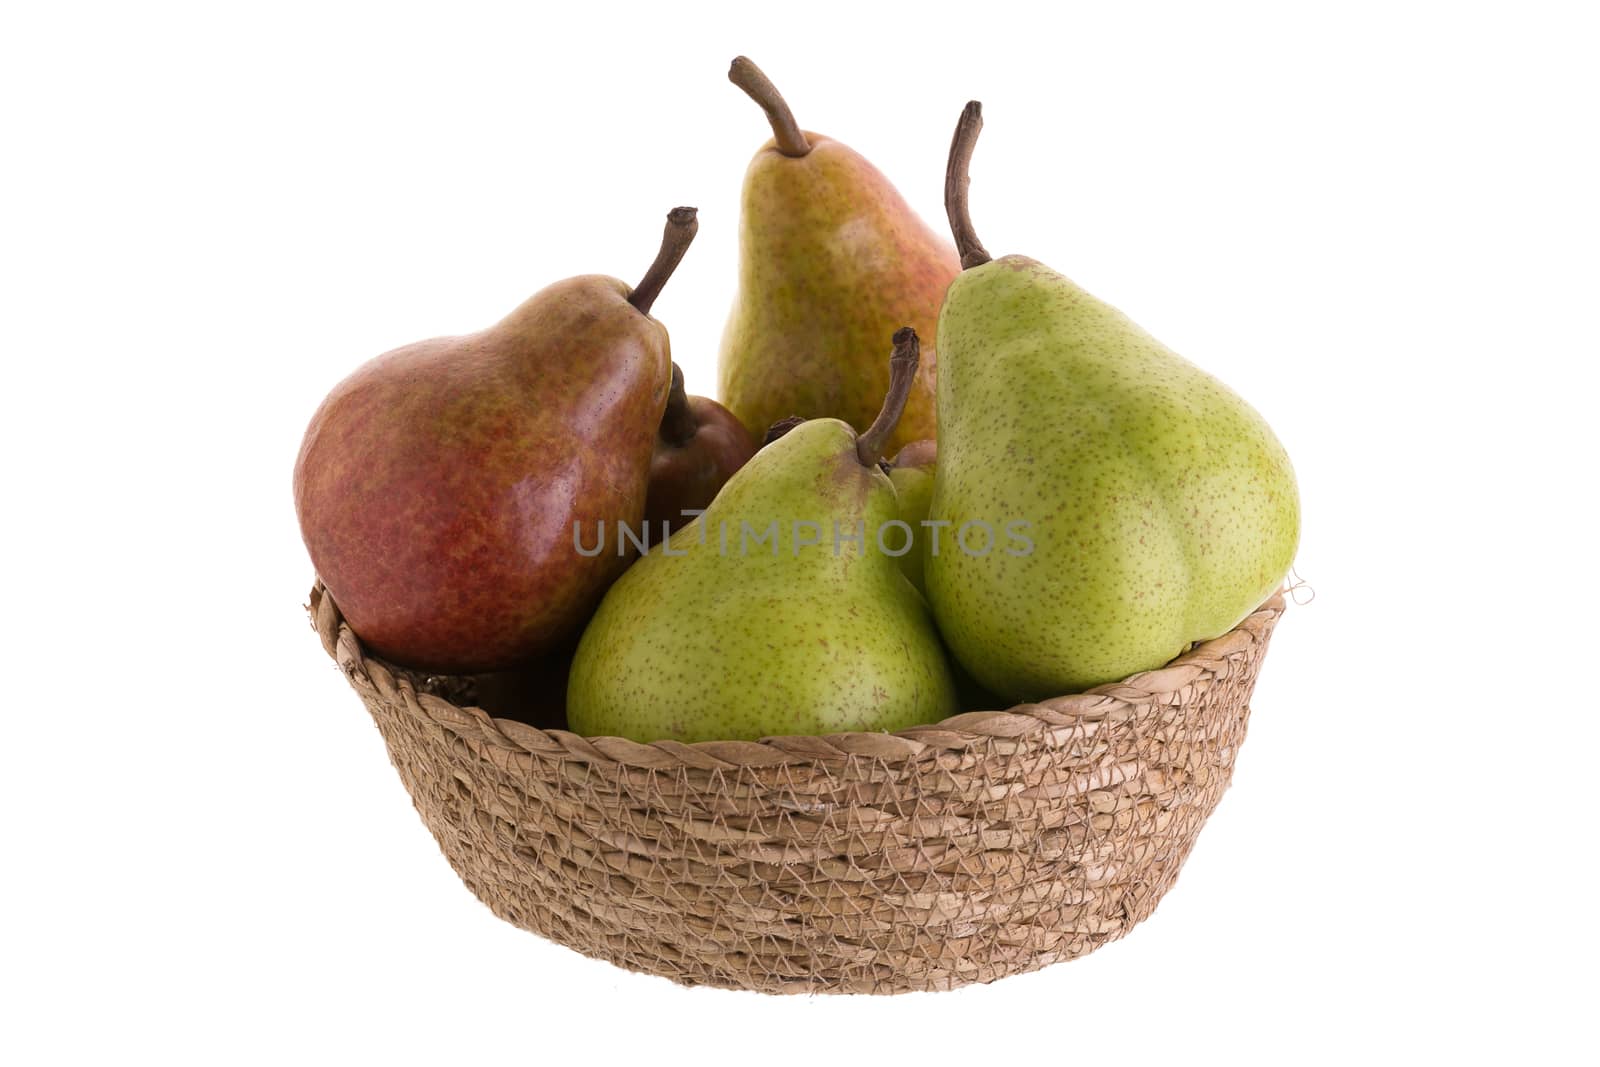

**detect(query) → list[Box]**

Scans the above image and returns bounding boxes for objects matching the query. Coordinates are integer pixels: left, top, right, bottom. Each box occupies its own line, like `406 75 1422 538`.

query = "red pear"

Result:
295 208 698 673
643 364 757 535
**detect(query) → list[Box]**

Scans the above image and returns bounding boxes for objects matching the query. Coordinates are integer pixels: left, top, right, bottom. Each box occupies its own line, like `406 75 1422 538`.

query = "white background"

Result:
4 1 1596 1063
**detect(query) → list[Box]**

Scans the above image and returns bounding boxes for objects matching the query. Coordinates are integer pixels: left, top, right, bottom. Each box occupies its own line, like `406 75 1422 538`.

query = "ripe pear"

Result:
718 56 959 453
568 329 959 743
643 364 756 536
295 209 699 674
886 440 936 596
752 426 937 595
925 104 1300 700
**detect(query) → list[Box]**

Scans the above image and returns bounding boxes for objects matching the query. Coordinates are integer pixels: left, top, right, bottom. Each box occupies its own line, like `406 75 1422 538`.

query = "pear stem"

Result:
856 328 920 467
629 207 699 316
659 364 698 447
944 101 992 269
728 56 811 158
763 415 806 446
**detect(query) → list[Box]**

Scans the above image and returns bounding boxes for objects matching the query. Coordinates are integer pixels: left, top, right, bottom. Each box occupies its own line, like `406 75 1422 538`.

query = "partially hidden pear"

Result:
295 209 699 673
718 56 959 453
568 329 959 743
887 440 936 596
644 364 756 536
925 104 1300 700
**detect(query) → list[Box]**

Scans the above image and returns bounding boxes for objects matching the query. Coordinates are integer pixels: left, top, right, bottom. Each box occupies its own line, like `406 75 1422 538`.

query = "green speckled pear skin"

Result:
719 136 959 454
887 441 936 596
567 419 960 743
926 256 1300 701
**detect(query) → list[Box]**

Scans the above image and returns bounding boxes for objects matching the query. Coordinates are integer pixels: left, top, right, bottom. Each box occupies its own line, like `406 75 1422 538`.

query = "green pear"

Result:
886 439 936 595
718 57 959 454
924 103 1300 701
756 428 937 597
568 329 959 743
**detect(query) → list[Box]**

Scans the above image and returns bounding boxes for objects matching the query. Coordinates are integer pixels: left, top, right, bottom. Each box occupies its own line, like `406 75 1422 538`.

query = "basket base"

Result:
311 582 1284 994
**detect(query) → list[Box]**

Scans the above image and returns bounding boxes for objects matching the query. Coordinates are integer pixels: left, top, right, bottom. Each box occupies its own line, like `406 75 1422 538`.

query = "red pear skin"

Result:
294 275 672 674
644 366 757 535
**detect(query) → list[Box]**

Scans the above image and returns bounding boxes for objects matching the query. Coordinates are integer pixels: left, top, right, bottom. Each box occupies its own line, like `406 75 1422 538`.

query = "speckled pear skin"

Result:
567 419 960 743
719 136 959 454
295 276 671 674
926 256 1300 700
887 440 936 595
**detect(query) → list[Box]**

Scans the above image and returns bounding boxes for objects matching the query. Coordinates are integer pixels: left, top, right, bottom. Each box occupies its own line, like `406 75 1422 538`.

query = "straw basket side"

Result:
310 582 1284 994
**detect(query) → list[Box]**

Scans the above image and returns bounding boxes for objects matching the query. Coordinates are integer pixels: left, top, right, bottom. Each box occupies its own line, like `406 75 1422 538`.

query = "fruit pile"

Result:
295 58 1300 745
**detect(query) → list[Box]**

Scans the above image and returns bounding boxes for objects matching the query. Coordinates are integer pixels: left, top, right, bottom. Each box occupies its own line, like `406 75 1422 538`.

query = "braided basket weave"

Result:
309 581 1284 994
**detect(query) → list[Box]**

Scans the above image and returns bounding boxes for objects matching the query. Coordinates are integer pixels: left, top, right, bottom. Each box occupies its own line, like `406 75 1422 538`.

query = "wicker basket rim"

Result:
309 581 1285 770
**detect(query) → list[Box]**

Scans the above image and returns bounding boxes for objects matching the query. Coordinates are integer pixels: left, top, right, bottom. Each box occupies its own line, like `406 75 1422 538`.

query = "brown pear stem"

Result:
629 207 699 315
856 328 920 467
659 364 698 447
945 101 992 270
728 56 811 157
762 415 806 446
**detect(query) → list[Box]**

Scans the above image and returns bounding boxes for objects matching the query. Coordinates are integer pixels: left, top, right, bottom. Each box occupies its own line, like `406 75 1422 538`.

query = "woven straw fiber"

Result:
310 581 1284 994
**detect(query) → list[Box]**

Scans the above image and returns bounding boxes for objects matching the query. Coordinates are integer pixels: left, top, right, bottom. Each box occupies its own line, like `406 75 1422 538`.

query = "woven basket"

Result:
309 581 1284 994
